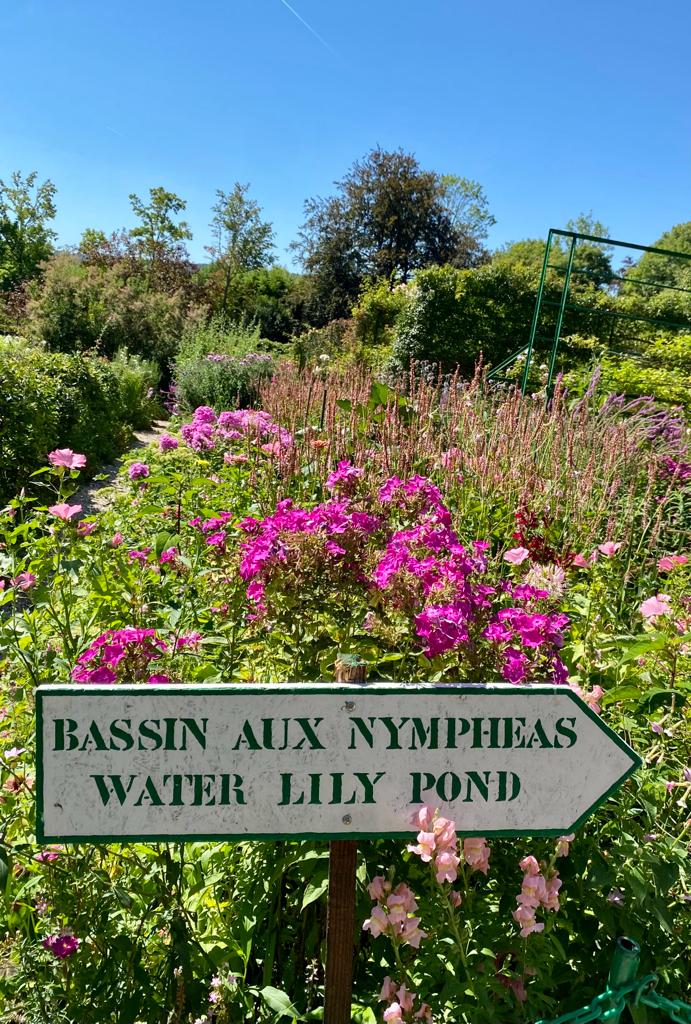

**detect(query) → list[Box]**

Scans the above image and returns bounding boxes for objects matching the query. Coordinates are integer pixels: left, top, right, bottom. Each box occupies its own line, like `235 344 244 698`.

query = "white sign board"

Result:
36 683 640 841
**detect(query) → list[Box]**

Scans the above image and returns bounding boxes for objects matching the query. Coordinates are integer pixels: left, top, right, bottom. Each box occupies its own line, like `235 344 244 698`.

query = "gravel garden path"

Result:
72 421 169 518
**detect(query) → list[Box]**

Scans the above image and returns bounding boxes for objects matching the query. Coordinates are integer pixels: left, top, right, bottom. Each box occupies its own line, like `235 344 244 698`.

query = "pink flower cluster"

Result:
640 594 672 620
379 978 432 1023
42 933 80 959
407 805 460 883
512 855 561 937
239 494 381 610
179 406 292 453
240 470 571 682
72 628 168 684
326 460 364 495
363 878 426 948
658 554 688 571
128 462 150 481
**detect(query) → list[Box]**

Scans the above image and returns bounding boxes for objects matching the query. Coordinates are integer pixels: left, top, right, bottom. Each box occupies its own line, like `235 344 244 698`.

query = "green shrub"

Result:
25 253 190 369
110 348 162 429
391 263 538 374
0 340 157 501
174 352 275 412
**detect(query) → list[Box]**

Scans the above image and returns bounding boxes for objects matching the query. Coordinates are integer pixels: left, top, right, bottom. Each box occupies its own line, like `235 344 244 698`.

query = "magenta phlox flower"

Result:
159 433 179 451
148 673 171 684
160 547 178 564
415 604 471 657
72 628 167 684
43 933 80 959
34 845 63 862
48 449 87 470
501 647 530 683
49 502 82 521
175 632 202 650
326 460 364 495
128 462 150 481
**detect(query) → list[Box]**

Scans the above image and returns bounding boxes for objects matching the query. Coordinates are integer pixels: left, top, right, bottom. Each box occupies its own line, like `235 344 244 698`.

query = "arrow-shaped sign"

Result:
36 683 641 842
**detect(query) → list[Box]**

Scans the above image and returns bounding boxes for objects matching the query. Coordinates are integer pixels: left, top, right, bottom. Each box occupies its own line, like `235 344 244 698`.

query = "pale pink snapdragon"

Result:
408 805 461 883
513 855 562 937
555 833 575 858
363 881 426 949
463 836 490 875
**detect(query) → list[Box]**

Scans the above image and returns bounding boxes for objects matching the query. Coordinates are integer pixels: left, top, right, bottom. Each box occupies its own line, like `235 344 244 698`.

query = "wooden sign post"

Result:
36 681 640 1022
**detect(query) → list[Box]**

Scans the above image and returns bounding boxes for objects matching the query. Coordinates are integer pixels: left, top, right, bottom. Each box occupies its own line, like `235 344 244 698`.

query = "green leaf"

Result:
301 877 329 910
260 986 299 1020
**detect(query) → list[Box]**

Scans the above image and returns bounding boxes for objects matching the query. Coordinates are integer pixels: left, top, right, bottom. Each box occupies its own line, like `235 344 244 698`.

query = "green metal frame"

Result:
35 682 640 844
487 228 691 395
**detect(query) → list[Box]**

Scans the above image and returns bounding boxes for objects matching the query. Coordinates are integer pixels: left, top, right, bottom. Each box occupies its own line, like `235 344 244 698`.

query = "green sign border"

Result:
36 683 641 844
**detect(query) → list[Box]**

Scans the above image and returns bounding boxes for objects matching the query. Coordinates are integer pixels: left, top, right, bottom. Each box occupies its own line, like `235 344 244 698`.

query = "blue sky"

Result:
2 0 690 266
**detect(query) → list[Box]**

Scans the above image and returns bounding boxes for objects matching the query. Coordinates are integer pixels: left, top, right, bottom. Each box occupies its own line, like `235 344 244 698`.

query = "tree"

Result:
439 175 495 265
0 170 57 290
206 183 274 314
293 148 492 321
129 187 192 287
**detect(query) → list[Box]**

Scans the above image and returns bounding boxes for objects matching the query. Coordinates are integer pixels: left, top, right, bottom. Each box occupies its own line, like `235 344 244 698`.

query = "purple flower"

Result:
607 888 624 906
159 433 179 452
128 462 150 481
43 934 80 959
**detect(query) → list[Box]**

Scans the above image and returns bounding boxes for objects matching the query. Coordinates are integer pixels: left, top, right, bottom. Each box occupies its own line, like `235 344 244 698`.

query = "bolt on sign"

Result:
36 683 640 842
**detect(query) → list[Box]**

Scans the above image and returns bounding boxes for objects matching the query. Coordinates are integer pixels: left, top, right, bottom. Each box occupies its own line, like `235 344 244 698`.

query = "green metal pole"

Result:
606 936 641 1024
521 229 554 395
545 234 577 399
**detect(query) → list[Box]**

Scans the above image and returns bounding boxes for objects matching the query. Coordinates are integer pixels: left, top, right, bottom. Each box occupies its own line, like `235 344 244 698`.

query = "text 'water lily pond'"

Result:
36 683 641 842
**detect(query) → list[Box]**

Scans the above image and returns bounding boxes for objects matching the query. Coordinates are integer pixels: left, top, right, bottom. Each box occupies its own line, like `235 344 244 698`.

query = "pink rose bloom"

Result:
11 572 37 590
640 594 672 619
48 503 82 520
597 541 622 557
504 547 530 565
48 449 86 470
658 554 688 571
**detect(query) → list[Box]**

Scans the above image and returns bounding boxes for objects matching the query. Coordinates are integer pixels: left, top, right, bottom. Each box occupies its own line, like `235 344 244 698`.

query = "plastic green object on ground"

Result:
536 936 691 1023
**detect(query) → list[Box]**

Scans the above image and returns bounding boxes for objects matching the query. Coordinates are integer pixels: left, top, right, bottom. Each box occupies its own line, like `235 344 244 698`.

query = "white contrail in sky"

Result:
277 0 340 59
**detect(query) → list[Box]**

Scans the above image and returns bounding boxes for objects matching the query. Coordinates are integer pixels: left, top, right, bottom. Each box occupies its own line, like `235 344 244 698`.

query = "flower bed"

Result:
0 367 689 1023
